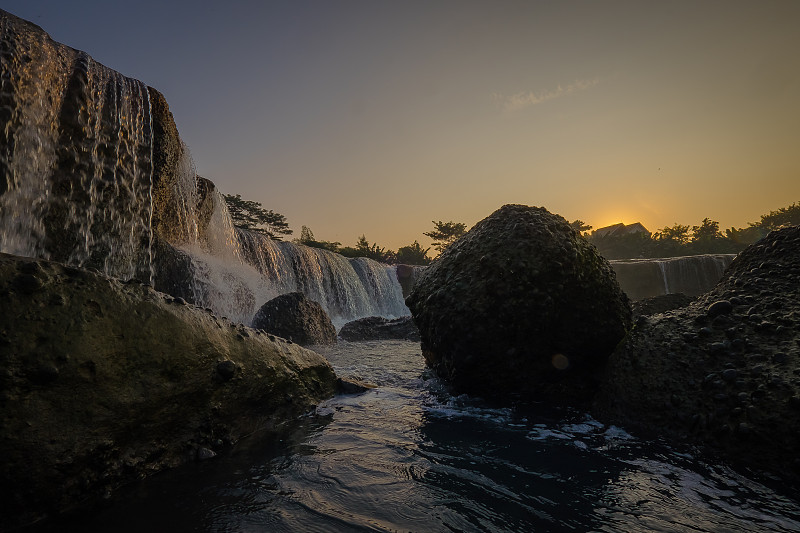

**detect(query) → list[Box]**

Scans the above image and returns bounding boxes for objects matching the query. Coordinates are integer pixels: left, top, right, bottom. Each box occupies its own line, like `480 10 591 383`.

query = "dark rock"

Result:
406 204 631 404
216 360 237 381
196 447 217 461
0 253 337 529
395 264 426 299
593 225 800 484
336 377 378 395
632 293 694 317
251 292 337 346
707 300 733 318
339 316 420 342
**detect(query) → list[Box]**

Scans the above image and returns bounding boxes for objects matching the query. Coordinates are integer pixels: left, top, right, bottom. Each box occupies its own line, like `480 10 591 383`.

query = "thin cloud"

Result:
492 78 600 113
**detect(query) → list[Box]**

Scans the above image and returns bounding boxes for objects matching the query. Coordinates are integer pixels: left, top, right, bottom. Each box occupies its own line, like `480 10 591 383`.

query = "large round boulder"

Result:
406 204 631 404
593 225 800 482
252 292 337 345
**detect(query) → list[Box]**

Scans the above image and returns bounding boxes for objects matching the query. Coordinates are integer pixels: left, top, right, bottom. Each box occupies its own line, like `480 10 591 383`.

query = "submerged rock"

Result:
593 225 800 482
251 292 337 346
339 316 420 342
406 204 631 404
0 253 337 529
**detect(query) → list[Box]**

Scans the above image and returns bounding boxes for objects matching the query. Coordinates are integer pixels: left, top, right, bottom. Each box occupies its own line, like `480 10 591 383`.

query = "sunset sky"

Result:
5 1 800 250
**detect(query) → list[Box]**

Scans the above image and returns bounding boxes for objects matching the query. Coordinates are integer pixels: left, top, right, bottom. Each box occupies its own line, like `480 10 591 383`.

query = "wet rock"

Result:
632 293 694 317
336 377 378 395
707 300 733 318
196 447 217 461
406 204 631 405
216 360 237 381
593 225 800 484
0 253 337 529
339 316 420 342
251 292 337 346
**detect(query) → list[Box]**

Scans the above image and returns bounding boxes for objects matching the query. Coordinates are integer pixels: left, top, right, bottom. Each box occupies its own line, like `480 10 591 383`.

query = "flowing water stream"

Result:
44 340 800 532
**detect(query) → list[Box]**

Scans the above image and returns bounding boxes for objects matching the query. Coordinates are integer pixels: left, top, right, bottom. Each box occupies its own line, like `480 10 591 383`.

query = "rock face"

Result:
0 253 337 529
0 9 213 281
593 226 800 481
406 204 631 404
395 264 427 298
339 316 420 342
631 293 695 317
252 292 337 346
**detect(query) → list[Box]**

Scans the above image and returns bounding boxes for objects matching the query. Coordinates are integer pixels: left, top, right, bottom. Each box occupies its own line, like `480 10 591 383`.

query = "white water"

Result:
0 21 154 282
611 254 736 300
0 17 408 326
177 198 409 327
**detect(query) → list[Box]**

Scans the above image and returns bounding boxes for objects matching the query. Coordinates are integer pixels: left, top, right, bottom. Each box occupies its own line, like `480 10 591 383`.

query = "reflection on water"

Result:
43 341 800 532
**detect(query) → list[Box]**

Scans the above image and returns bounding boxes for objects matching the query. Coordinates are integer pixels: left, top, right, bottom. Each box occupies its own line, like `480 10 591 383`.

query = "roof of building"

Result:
592 222 650 238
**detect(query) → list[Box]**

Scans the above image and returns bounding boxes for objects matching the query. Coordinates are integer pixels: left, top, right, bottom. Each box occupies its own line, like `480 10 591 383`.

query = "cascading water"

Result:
175 201 409 327
611 254 736 300
0 17 154 282
0 11 409 326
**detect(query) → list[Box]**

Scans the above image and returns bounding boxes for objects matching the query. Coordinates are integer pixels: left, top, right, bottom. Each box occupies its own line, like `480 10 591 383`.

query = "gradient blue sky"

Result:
5 1 799 250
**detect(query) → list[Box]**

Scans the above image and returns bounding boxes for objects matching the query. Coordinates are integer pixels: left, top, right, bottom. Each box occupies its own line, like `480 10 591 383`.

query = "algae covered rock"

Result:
252 292 337 346
0 253 337 529
406 204 631 404
593 226 800 482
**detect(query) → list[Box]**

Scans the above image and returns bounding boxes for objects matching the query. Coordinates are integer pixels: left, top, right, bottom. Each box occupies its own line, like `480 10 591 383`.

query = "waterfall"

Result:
657 262 670 294
0 16 154 282
0 10 409 328
611 255 736 300
172 199 409 327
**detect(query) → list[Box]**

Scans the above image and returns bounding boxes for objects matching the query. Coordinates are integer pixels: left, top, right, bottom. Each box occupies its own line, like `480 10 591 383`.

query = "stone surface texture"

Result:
406 204 631 404
593 226 800 482
339 316 420 342
0 253 337 529
251 292 337 346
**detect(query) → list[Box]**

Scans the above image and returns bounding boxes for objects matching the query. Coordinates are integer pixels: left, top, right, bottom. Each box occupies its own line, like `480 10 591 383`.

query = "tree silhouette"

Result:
223 194 292 240
424 220 467 253
396 241 432 265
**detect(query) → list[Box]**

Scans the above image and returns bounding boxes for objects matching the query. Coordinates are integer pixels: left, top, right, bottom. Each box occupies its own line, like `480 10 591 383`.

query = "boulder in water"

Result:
0 253 337 529
406 204 631 404
339 316 420 342
252 292 337 346
593 226 800 482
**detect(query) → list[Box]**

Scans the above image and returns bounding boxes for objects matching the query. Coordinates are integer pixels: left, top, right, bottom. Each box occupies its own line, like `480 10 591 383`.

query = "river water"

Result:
49 340 800 532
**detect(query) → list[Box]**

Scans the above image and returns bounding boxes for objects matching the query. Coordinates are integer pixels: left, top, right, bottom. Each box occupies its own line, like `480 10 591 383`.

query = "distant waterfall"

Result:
0 16 154 282
611 255 736 300
167 193 409 327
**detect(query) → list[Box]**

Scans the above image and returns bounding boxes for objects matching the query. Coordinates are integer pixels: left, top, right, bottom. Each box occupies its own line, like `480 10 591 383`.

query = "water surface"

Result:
50 340 800 532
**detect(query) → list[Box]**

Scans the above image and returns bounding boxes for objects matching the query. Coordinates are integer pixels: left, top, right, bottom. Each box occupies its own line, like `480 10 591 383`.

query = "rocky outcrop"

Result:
631 293 695 317
148 86 190 245
593 226 800 481
0 253 337 529
0 9 216 280
252 292 337 346
339 316 420 342
406 204 631 404
395 264 426 298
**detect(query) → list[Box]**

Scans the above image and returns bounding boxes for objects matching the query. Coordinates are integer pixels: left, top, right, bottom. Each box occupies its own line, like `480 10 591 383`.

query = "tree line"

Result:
223 193 465 265
578 202 800 259
223 193 799 263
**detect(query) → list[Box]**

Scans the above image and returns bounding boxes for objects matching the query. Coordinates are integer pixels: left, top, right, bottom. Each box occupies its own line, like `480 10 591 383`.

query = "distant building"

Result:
591 222 650 239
